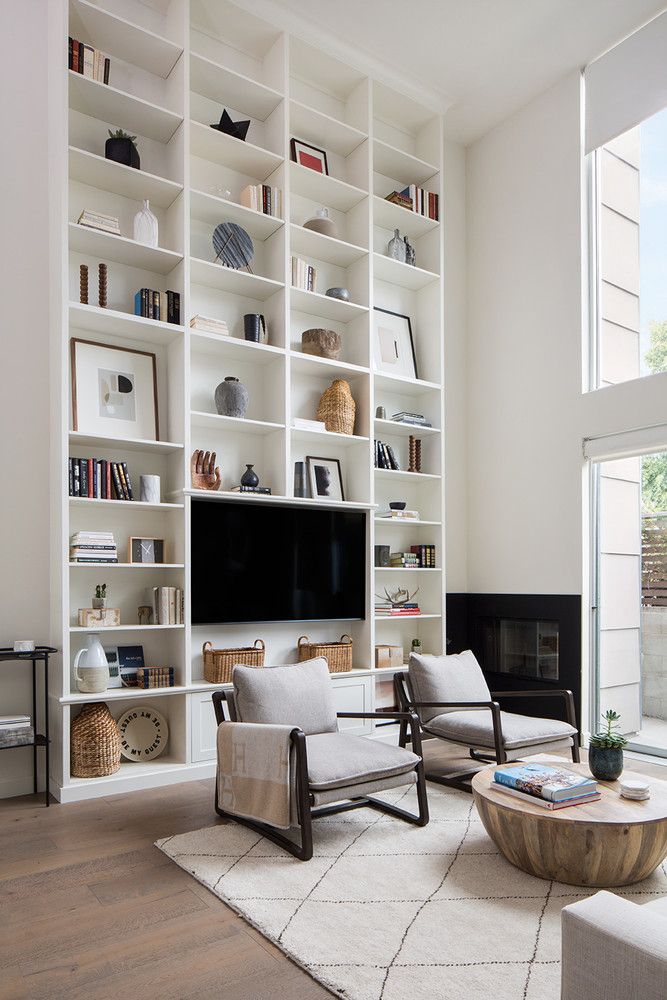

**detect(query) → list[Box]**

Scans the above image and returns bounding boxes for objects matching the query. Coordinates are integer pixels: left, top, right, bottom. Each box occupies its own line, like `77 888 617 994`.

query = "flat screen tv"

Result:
191 499 366 624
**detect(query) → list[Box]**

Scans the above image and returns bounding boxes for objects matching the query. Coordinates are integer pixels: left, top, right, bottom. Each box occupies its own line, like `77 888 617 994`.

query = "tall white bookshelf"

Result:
49 0 445 801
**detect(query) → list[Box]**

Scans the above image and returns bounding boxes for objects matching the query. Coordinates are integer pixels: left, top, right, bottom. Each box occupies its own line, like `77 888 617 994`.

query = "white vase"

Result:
73 634 109 693
133 199 158 247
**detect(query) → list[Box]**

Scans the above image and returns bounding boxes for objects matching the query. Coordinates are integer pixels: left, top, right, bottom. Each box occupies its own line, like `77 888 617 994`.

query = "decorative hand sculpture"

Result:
191 449 221 491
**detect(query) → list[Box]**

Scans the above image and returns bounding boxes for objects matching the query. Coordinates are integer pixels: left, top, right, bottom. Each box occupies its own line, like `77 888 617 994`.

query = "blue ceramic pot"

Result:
588 746 623 781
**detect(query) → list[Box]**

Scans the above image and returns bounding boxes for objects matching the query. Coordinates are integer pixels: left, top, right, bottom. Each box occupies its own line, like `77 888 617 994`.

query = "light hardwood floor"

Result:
0 745 664 1000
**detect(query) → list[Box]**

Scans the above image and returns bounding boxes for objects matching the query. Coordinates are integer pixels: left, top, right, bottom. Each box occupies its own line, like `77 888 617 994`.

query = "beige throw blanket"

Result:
217 722 296 829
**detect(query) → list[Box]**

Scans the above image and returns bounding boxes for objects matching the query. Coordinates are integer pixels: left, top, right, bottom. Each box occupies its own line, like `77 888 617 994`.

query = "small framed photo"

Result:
71 338 159 441
103 644 145 687
290 138 329 175
129 537 165 564
372 307 419 380
306 456 344 501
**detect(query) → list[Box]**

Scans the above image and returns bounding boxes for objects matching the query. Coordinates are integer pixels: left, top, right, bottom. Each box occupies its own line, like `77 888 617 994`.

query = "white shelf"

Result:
375 468 441 482
69 431 184 454
68 147 183 208
375 566 441 572
191 411 285 435
374 518 442 527
374 371 441 397
290 224 367 268
190 120 282 180
185 489 375 512
69 303 184 345
68 71 182 143
69 562 185 569
61 686 188 704
190 256 283 299
190 330 284 363
68 223 183 274
375 614 442 621
290 287 367 323
290 352 369 379
69 0 183 78
373 139 438 186
69 496 183 511
373 253 439 290
374 418 440 438
290 100 366 157
69 624 185 633
290 161 367 212
190 53 283 120
291 427 369 447
373 195 439 238
190 189 283 240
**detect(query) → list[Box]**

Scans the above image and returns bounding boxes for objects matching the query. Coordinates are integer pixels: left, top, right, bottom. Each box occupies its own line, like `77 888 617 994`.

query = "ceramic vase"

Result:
303 207 337 238
240 464 259 487
73 634 109 693
133 199 158 247
215 376 249 418
387 228 406 262
588 746 624 781
140 474 161 504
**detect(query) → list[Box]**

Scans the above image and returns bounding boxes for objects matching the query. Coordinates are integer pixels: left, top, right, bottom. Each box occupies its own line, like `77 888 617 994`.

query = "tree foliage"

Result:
641 321 667 513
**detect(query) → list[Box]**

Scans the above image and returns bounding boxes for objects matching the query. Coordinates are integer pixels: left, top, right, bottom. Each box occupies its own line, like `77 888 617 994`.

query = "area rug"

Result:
156 784 667 1000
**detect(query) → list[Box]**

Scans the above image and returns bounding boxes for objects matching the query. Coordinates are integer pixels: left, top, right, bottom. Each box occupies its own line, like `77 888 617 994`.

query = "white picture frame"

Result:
71 339 159 441
372 307 418 380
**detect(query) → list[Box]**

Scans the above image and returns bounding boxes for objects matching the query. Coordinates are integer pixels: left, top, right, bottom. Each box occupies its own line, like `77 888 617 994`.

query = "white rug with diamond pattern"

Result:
156 782 667 1000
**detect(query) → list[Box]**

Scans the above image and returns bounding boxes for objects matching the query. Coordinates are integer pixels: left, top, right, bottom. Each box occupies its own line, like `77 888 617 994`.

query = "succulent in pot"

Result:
105 129 140 169
588 709 627 781
92 583 107 610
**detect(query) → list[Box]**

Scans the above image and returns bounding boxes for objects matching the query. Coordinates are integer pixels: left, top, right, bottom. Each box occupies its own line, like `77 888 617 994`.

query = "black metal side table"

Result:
0 646 56 806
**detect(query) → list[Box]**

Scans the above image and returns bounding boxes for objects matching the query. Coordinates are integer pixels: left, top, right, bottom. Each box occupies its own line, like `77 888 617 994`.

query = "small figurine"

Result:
191 449 221 491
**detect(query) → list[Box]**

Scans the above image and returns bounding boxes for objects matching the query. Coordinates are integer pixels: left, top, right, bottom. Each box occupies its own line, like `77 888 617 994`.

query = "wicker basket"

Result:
316 379 355 435
202 639 265 684
298 634 353 673
70 702 121 778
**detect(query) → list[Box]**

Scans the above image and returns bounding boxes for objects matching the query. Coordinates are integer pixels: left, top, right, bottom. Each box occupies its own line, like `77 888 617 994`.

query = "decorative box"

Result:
375 644 404 670
77 608 121 628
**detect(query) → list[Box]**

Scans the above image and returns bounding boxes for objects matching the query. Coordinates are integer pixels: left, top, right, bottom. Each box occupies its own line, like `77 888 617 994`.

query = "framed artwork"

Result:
71 339 159 441
372 307 419 380
129 537 165 564
306 456 344 501
103 644 145 688
290 138 329 175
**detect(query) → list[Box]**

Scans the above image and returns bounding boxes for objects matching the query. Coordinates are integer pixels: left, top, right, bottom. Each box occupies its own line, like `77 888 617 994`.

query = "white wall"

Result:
0 0 51 796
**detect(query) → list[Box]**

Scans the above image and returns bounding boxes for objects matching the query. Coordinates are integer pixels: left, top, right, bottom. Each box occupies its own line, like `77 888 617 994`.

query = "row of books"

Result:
68 37 110 83
385 186 439 221
291 256 317 292
134 288 181 324
375 602 421 616
391 545 436 568
68 458 134 500
493 764 599 810
391 411 432 427
136 666 175 689
240 184 282 218
70 531 118 563
190 314 229 336
151 587 184 625
375 440 400 470
78 209 120 235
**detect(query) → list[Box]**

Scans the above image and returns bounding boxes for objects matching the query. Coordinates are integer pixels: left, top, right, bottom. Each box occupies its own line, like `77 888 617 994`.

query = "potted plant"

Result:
105 129 140 169
588 709 627 781
92 584 107 611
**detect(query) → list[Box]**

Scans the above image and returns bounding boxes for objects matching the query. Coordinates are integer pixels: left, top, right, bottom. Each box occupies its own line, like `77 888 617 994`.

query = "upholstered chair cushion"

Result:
408 650 491 722
305 733 420 790
232 658 337 735
425 709 576 749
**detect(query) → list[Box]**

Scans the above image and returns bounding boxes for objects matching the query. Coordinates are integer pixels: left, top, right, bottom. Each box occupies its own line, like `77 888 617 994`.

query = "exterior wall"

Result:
642 607 667 720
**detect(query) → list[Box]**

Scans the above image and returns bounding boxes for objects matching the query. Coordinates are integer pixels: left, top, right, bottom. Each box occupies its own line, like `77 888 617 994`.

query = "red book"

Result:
106 463 112 499
87 458 94 498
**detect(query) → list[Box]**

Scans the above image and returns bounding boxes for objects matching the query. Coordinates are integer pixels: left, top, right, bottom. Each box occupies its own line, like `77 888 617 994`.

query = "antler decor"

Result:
374 586 420 607
191 449 221 491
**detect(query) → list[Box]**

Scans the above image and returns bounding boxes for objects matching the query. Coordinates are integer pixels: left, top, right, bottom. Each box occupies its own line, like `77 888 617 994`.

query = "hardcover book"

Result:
493 763 596 802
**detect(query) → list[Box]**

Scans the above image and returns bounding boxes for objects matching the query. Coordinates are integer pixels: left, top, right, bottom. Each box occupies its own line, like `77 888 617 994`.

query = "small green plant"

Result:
95 584 107 599
107 128 138 148
589 709 628 749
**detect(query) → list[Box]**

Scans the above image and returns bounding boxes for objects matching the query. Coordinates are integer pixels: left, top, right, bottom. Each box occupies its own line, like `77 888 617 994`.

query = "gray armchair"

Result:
394 650 579 790
213 658 428 860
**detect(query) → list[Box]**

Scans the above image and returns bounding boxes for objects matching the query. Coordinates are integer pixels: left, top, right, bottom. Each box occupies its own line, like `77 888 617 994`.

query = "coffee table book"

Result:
494 784 602 810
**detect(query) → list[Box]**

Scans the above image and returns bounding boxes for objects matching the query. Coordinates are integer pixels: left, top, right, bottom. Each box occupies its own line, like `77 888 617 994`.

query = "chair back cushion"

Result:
408 650 491 722
232 658 337 735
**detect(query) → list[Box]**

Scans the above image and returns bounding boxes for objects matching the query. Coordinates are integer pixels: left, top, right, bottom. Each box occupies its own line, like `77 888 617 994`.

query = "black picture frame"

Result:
372 306 419 381
290 138 329 175
306 456 345 501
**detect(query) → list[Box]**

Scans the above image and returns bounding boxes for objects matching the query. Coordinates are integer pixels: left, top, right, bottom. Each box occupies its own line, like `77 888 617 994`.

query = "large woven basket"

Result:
70 702 120 778
202 639 265 684
316 379 355 435
298 634 353 673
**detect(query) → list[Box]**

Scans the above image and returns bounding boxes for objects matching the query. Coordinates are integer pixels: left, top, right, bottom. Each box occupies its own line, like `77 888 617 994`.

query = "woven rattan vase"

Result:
317 379 355 435
70 702 121 778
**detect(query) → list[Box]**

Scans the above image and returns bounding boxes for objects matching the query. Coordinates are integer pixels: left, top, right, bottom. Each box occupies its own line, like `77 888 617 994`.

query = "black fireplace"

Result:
446 593 582 733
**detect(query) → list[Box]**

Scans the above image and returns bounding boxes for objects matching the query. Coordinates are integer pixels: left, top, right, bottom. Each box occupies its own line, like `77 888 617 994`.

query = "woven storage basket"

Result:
202 639 265 684
70 702 121 778
298 634 353 673
316 379 355 435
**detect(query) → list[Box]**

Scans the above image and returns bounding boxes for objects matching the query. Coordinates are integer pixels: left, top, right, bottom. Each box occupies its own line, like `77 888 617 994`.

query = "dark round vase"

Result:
105 137 140 169
240 464 259 488
588 746 624 781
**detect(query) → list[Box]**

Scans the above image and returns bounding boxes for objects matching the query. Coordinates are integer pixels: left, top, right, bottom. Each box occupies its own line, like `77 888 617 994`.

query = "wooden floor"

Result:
0 745 664 1000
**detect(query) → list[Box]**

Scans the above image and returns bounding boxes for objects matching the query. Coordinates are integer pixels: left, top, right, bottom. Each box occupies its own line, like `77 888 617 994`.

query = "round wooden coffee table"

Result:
472 761 667 887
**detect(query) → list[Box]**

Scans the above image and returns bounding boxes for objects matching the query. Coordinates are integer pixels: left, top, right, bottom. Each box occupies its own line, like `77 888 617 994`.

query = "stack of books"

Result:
385 190 413 210
151 587 184 625
134 289 181 323
493 763 600 810
240 184 282 217
376 508 420 520
0 715 33 748
390 551 420 568
70 531 118 563
68 458 134 500
399 185 439 221
293 417 326 432
78 209 120 235
375 602 421 616
230 485 272 495
291 256 317 292
392 411 432 428
411 544 436 567
375 440 400 470
68 37 110 83
135 666 175 689
190 314 229 336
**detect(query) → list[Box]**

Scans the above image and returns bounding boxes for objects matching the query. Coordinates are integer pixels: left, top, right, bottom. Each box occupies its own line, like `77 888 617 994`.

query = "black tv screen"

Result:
191 500 366 624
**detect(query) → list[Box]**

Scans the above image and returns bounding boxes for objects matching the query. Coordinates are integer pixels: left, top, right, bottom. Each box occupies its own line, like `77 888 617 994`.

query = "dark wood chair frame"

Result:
393 671 580 793
212 691 429 861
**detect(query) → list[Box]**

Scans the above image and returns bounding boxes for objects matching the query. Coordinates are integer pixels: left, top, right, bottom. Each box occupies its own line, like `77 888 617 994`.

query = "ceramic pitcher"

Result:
73 634 109 693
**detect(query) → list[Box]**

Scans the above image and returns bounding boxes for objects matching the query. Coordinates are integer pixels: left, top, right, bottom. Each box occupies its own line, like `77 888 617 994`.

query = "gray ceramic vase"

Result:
588 746 624 781
215 376 249 418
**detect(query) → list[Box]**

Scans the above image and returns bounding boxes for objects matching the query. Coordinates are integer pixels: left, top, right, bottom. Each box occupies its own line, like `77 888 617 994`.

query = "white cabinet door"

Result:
331 675 373 735
191 692 219 762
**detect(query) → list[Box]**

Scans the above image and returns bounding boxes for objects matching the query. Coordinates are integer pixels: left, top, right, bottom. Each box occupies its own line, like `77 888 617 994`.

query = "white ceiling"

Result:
243 0 667 144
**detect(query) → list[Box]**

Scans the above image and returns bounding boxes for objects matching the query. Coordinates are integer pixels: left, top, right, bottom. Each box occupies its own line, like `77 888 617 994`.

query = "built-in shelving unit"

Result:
50 0 445 802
